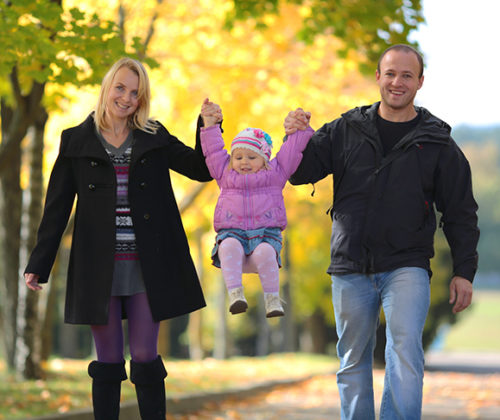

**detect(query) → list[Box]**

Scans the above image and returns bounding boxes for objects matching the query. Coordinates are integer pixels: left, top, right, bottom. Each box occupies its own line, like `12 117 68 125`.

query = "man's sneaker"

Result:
228 287 248 314
264 294 284 318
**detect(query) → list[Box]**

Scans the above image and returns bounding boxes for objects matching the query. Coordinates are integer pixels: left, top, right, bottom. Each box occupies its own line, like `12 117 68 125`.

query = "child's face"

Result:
231 148 266 174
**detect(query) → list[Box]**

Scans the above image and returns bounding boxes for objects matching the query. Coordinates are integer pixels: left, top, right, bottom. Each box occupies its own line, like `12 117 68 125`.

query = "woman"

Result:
24 57 214 419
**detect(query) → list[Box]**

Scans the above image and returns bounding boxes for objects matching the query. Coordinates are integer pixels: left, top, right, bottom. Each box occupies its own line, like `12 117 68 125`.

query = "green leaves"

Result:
226 0 424 73
0 0 136 93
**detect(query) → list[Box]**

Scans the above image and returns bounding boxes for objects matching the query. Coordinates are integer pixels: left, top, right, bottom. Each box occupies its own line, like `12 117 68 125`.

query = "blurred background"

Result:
1 0 498 393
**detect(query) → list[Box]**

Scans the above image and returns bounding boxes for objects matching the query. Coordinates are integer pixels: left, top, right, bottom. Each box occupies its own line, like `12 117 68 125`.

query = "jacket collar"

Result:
130 125 165 167
343 102 452 147
415 106 452 143
63 114 165 165
63 114 108 160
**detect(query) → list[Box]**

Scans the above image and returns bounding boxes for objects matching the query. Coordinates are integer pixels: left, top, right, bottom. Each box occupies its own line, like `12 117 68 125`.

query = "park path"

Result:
166 352 500 420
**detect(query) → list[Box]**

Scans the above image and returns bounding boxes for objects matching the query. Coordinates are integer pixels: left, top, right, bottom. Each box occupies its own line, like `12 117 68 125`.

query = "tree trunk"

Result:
0 73 45 370
0 112 23 369
16 107 48 379
188 228 204 360
40 273 58 362
40 216 73 361
281 234 296 351
213 274 228 359
255 299 270 356
157 320 170 357
306 310 328 354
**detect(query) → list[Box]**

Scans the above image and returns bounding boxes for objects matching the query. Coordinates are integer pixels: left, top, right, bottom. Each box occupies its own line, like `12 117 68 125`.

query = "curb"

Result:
424 351 500 374
26 372 329 420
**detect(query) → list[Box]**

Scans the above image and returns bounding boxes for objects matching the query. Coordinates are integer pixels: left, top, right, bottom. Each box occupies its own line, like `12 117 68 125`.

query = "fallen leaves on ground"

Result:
168 369 500 419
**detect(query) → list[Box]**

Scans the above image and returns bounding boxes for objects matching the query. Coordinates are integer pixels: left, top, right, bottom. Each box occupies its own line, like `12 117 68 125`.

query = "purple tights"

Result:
90 293 159 363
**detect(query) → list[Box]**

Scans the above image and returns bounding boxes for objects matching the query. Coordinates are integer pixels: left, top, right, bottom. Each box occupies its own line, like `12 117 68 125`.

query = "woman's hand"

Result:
201 98 223 127
25 273 42 291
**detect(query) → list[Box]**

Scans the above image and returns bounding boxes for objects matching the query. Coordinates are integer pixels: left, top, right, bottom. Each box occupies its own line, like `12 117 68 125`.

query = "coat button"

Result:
88 184 96 191
140 182 147 189
140 158 147 164
90 161 98 167
144 213 150 220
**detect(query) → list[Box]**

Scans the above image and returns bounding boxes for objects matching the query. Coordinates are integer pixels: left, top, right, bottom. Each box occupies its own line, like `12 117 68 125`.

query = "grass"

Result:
0 353 336 419
443 290 500 352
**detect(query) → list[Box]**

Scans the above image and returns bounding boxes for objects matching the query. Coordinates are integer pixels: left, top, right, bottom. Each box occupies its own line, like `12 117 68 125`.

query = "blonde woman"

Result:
24 58 213 419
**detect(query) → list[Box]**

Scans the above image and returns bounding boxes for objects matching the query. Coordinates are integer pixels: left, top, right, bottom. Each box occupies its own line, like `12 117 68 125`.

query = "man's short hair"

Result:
377 44 424 78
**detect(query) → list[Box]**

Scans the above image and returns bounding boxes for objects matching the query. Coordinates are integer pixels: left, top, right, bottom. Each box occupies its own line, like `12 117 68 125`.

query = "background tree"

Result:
454 128 500 275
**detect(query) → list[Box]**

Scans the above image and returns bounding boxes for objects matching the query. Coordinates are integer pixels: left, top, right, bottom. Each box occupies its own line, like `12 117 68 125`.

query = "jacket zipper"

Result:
360 134 383 273
244 175 250 230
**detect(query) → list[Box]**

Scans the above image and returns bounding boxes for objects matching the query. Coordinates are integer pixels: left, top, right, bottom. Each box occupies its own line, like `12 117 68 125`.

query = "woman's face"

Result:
105 66 140 124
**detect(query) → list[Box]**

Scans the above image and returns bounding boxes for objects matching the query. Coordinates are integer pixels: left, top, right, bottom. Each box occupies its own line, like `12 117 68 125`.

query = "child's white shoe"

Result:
264 294 284 318
228 287 248 314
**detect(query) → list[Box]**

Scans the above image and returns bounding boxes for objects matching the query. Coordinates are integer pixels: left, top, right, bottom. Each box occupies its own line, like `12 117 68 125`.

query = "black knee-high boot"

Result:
130 355 168 420
88 360 127 420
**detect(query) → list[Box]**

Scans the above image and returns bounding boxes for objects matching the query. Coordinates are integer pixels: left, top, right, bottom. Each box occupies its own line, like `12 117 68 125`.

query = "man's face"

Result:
376 50 424 114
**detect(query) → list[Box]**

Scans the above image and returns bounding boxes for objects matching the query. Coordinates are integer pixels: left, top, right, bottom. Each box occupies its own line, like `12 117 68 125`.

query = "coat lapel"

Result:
130 127 166 168
63 114 167 165
63 114 109 161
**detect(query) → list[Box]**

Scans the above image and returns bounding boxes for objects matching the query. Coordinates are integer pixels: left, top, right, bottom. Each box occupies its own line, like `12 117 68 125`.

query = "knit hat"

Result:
231 128 273 162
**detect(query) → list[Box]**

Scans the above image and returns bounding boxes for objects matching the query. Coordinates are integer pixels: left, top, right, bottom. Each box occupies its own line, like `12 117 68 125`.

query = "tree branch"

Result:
118 1 126 45
143 0 164 52
179 183 208 214
137 0 163 60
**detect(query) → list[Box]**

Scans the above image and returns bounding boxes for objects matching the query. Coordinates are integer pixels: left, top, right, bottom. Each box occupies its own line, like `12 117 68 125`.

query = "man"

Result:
285 44 479 419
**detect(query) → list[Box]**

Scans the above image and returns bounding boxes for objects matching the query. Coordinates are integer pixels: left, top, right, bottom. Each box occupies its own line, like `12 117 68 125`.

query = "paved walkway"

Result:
165 351 500 420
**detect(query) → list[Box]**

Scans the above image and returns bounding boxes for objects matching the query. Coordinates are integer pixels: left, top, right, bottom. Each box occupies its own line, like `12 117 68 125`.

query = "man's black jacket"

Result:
290 102 479 281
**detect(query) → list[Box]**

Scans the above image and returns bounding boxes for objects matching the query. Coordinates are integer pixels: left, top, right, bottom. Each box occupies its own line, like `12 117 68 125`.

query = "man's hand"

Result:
449 276 473 314
201 98 222 127
25 273 42 291
284 108 311 135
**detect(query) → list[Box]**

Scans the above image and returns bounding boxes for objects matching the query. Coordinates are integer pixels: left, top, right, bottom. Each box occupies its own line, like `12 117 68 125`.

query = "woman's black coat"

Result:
25 114 212 325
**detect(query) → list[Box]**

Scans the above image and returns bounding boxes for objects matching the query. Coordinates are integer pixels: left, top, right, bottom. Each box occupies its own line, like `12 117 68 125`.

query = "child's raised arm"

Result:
201 98 223 127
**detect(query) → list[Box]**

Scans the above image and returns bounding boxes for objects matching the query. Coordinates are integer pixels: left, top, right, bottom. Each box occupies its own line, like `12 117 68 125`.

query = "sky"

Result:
410 0 500 128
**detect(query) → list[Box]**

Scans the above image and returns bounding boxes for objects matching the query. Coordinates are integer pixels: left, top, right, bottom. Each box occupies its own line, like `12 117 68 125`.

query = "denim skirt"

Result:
211 227 283 268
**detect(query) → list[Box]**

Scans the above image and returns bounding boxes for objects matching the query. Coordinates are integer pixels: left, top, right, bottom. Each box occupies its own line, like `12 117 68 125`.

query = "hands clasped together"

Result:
201 98 223 127
201 98 313 136
283 108 312 134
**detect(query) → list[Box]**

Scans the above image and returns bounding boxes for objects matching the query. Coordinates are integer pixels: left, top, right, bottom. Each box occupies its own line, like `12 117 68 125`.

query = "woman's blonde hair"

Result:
94 57 158 134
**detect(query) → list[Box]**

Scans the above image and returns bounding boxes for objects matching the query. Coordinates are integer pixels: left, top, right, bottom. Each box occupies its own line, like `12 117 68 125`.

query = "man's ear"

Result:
417 75 424 90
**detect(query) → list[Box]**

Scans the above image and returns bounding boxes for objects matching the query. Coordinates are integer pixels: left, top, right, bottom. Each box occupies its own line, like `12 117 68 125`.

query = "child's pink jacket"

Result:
200 125 314 232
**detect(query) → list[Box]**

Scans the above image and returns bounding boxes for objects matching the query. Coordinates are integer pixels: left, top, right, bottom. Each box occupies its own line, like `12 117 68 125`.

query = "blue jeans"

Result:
332 267 430 420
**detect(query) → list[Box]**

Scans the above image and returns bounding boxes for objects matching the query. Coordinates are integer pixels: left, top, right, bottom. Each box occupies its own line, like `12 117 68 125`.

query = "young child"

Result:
200 98 313 317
